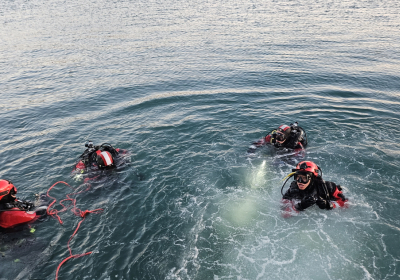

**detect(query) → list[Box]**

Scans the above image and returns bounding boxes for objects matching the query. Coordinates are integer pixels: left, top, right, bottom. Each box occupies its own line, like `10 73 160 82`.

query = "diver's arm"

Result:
247 137 266 153
281 184 297 213
282 188 293 200
330 183 347 207
248 130 277 153
295 196 316 211
316 182 347 209
282 181 300 200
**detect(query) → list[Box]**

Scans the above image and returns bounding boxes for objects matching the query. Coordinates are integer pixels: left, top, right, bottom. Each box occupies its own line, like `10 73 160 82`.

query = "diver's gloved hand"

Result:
316 196 333 210
335 186 347 201
337 193 346 201
247 145 257 153
295 196 316 211
22 200 35 211
4 203 14 209
26 201 35 211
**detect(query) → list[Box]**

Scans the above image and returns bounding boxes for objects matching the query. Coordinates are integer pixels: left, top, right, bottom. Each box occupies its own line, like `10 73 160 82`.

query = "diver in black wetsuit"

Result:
74 141 126 172
281 161 347 212
72 141 133 183
248 122 308 153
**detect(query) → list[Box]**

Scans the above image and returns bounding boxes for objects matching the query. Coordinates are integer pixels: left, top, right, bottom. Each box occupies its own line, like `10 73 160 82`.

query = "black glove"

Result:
4 203 14 209
316 196 333 210
295 196 316 211
26 201 35 211
337 193 346 201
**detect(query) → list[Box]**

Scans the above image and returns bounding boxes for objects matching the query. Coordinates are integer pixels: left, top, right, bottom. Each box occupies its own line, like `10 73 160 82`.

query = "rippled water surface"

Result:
1 0 400 279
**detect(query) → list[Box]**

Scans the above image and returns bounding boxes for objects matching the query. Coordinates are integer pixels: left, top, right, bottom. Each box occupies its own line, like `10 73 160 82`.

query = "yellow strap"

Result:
269 130 277 143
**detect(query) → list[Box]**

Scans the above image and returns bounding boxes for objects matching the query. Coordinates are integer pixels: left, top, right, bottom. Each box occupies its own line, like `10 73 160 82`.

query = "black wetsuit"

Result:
282 178 347 211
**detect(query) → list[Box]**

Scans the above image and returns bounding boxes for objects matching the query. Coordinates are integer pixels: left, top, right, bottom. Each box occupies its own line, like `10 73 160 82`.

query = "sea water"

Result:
1 0 400 279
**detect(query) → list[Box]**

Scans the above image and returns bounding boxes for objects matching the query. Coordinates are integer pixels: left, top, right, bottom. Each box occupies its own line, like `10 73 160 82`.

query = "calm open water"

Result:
1 0 400 279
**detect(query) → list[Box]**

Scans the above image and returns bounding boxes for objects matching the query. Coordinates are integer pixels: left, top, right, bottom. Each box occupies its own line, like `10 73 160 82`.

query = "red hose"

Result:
47 181 103 280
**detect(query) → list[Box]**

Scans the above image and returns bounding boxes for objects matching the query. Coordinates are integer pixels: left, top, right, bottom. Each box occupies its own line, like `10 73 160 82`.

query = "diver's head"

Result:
294 173 312 190
85 140 94 149
96 150 114 169
274 125 291 145
0 179 17 203
292 161 321 190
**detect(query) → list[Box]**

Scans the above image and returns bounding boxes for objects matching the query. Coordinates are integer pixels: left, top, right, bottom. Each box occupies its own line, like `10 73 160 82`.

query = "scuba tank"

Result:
289 122 308 147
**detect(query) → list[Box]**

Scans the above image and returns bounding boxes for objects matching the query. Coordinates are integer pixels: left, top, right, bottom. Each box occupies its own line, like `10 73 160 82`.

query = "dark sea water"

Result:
1 0 400 279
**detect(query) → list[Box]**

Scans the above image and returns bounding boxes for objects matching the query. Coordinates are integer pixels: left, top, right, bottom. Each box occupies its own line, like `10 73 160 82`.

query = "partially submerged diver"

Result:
0 179 47 228
281 161 348 215
72 141 130 180
248 122 308 153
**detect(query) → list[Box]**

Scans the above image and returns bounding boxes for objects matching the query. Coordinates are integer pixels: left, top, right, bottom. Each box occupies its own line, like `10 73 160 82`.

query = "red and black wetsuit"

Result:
249 126 308 153
282 178 347 212
73 143 130 183
76 144 126 171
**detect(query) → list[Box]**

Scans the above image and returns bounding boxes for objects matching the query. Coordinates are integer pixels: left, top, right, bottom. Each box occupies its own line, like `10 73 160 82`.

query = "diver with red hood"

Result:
248 122 308 153
281 161 348 214
0 179 46 228
0 179 34 211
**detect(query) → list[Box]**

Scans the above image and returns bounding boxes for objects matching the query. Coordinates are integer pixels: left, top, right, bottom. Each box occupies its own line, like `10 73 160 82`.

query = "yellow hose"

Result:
282 172 296 181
